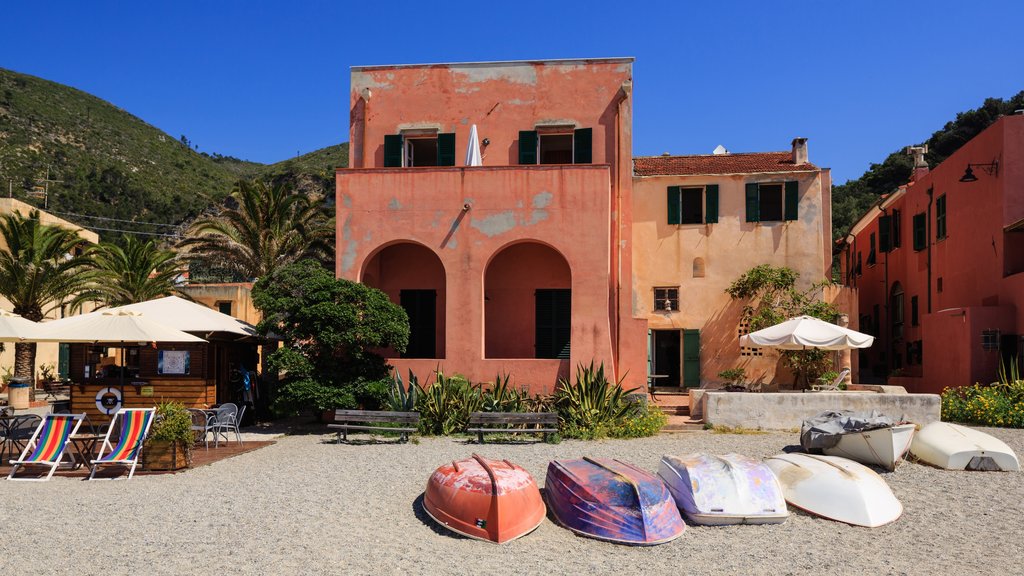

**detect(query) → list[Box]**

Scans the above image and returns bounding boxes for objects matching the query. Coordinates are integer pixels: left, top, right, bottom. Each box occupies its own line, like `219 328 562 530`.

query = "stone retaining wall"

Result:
702 391 941 431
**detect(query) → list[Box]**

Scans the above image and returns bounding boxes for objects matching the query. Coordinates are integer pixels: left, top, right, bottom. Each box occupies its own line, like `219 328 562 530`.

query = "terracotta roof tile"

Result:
634 152 817 176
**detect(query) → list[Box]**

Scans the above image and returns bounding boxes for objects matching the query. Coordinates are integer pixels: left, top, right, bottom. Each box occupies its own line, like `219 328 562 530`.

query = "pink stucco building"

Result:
335 59 646 392
838 114 1024 393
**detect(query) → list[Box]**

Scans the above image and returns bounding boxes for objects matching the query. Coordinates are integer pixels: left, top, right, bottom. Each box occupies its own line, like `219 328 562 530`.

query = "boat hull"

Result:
424 454 545 543
659 453 788 525
910 422 1020 471
822 423 917 471
545 457 685 545
765 453 902 528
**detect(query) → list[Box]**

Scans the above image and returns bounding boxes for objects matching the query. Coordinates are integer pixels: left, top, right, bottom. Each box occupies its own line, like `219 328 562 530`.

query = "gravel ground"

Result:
3 427 1023 576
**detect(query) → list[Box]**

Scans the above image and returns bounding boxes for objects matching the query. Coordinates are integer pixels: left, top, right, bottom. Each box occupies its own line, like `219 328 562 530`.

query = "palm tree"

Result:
75 235 187 308
0 210 92 380
177 180 334 281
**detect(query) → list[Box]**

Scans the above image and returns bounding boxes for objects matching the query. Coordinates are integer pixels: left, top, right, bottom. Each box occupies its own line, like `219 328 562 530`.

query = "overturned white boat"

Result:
658 453 788 525
765 453 903 528
800 410 916 471
910 422 1020 471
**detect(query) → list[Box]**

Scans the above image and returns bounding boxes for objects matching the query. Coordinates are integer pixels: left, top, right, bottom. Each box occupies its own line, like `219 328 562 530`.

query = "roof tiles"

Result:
634 152 817 176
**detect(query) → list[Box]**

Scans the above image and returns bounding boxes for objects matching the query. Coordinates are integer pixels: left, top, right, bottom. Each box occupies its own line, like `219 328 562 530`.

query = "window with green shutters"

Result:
913 212 927 251
745 181 798 222
518 128 592 165
682 329 701 387
936 194 947 240
867 233 876 266
891 209 901 248
879 214 892 253
382 132 456 167
667 185 718 225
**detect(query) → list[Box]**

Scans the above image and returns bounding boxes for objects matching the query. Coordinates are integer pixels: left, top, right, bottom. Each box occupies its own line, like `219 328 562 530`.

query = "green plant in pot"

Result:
143 400 194 471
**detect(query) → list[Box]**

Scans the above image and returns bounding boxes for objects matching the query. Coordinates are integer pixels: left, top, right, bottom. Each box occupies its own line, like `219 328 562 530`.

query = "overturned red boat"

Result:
423 454 546 543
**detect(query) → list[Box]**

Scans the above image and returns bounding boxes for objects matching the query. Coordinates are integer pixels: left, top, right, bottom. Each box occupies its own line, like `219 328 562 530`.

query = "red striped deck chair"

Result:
7 413 86 481
88 408 155 480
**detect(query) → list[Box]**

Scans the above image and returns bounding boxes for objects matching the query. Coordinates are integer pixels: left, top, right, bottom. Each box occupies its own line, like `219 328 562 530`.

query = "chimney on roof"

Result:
713 144 729 155
906 145 929 181
791 138 808 164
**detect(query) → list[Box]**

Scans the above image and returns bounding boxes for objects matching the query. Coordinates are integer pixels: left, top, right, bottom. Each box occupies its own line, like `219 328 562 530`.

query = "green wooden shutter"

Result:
704 185 719 224
383 134 404 167
892 209 901 248
518 130 538 165
784 181 799 221
667 186 681 225
879 214 892 252
936 195 947 239
58 343 71 379
535 289 571 359
745 183 760 222
682 329 700 387
573 128 592 164
437 133 456 166
913 212 927 251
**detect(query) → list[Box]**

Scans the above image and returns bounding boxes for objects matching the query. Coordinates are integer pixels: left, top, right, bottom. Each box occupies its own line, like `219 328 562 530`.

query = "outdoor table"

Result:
67 433 104 469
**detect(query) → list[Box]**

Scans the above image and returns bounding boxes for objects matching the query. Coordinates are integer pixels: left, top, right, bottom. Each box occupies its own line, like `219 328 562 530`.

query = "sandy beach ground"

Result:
3 427 1022 576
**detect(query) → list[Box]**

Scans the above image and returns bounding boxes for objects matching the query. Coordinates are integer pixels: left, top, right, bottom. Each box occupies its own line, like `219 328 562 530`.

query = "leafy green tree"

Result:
726 264 839 388
178 179 334 282
74 235 186 308
252 259 409 414
0 210 91 380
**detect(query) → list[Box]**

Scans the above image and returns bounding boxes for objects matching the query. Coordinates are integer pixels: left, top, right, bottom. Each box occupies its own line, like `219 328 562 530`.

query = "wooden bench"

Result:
467 412 559 444
327 409 420 443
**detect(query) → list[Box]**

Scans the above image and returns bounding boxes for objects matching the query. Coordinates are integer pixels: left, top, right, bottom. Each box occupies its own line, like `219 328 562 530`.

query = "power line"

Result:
47 209 182 228
79 224 181 239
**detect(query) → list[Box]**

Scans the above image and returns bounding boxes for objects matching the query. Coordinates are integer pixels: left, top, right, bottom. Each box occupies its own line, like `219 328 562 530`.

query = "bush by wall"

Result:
941 382 1024 428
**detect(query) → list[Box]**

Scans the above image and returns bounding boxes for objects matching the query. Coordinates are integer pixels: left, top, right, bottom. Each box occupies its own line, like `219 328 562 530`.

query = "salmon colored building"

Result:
838 114 1024 393
632 143 843 390
335 59 646 392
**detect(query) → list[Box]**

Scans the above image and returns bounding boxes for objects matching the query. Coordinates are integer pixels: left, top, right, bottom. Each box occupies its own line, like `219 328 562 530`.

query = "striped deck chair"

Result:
88 408 156 480
7 413 86 481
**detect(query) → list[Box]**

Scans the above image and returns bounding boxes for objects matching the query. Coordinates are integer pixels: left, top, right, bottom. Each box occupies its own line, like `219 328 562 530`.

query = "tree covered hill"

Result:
831 90 1024 241
0 67 346 239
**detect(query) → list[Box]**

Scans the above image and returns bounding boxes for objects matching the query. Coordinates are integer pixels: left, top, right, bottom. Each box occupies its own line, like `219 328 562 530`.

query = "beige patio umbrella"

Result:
56 296 260 338
35 310 207 344
0 309 42 342
740 315 873 351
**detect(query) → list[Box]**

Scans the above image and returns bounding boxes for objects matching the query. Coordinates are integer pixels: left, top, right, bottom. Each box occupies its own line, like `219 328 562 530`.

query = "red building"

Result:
838 114 1024 393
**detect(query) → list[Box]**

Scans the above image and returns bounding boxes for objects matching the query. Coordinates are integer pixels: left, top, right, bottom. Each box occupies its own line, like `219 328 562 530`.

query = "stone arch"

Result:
361 241 446 359
484 241 572 359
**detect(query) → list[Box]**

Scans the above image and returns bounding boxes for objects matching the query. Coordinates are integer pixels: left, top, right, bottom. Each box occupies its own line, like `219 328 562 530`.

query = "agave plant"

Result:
554 361 639 438
415 369 483 435
480 372 527 413
388 370 418 412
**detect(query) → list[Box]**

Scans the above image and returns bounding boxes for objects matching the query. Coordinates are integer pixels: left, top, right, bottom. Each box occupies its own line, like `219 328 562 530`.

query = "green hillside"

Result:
832 90 1024 241
0 67 347 239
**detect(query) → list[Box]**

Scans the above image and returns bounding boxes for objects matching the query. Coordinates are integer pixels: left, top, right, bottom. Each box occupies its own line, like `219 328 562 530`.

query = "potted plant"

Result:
142 400 193 471
717 367 748 391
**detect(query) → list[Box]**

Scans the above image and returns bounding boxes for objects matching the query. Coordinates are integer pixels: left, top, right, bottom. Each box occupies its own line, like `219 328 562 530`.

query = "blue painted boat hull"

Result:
545 457 685 545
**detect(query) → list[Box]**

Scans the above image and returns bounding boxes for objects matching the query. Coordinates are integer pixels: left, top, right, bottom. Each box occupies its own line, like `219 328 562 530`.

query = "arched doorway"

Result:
362 242 446 359
484 242 571 359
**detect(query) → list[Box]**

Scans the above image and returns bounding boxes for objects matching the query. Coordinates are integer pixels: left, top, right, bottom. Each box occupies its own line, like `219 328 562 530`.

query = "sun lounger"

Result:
88 408 155 480
7 413 86 481
812 368 851 391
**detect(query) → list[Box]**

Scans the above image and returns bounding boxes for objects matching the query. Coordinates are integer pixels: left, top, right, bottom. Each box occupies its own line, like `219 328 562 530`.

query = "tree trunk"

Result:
14 341 37 384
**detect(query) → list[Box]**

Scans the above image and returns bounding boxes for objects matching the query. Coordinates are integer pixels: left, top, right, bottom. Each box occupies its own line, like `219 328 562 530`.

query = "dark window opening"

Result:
217 301 232 316
650 330 681 388
937 277 943 293
401 289 437 359
911 295 919 326
654 287 679 311
539 133 574 164
891 283 904 342
936 194 947 240
982 330 1000 352
536 289 571 359
680 187 704 224
758 183 783 221
868 233 877 266
406 137 438 167
913 212 927 251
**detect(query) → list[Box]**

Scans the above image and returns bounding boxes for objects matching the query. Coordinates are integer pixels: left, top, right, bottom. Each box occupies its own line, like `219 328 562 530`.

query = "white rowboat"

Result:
822 423 917 471
910 422 1020 471
659 453 788 525
765 453 902 528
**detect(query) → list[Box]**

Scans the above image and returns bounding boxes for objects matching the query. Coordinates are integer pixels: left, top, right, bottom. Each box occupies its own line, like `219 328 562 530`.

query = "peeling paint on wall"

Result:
388 197 402 210
470 211 517 237
351 71 394 91
340 214 358 272
451 64 538 86
527 191 554 226
342 194 352 208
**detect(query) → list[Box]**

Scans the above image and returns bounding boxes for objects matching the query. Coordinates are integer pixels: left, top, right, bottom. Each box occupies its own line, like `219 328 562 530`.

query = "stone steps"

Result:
661 414 705 432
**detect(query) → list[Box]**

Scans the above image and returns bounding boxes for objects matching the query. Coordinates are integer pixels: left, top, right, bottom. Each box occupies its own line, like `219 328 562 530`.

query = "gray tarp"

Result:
800 410 899 452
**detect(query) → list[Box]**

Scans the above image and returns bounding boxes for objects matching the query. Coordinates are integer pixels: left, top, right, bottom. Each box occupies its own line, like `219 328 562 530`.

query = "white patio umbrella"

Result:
0 309 42 342
739 315 874 351
465 124 483 166
35 310 207 344
54 296 260 338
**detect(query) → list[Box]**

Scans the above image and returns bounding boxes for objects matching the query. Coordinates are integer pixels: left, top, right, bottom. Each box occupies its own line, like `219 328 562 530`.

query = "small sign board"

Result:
140 386 154 397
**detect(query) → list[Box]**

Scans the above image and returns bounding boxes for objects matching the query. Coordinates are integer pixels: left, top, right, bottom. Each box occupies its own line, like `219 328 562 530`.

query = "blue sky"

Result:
2 1 1022 183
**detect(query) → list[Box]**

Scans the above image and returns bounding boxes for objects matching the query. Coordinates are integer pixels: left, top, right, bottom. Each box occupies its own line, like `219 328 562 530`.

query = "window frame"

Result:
757 183 785 222
936 194 947 240
653 287 680 312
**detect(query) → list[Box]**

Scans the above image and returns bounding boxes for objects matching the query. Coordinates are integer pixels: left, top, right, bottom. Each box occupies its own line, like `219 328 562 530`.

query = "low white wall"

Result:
703 391 941 431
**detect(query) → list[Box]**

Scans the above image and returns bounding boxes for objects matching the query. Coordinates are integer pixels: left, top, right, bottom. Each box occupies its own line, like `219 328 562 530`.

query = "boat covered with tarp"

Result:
423 454 545 543
545 457 685 545
800 410 916 471
658 453 789 525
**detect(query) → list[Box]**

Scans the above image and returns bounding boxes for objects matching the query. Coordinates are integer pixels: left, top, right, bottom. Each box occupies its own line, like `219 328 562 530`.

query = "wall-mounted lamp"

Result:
482 138 490 147
960 160 999 183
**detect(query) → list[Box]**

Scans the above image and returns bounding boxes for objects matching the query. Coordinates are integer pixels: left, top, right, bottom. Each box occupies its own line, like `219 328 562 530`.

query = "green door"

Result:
683 329 701 387
58 343 71 379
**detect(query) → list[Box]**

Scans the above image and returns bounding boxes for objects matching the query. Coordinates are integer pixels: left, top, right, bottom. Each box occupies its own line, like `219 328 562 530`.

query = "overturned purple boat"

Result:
545 457 685 545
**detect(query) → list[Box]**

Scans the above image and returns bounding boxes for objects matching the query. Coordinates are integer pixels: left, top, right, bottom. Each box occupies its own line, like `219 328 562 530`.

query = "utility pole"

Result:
39 164 64 210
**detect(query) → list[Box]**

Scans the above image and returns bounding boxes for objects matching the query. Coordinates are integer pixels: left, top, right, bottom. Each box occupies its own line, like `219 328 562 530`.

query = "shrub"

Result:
480 373 528 412
416 370 483 435
148 400 195 446
554 362 641 440
718 367 746 386
387 370 418 412
941 381 1024 428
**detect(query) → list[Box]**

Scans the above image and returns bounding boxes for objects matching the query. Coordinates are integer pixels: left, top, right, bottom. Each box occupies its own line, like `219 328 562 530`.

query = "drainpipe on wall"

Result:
881 206 890 382
926 186 934 313
610 81 631 380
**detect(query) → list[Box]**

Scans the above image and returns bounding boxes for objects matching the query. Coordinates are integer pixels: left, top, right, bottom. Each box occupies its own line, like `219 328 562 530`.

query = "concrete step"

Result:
657 405 690 416
661 414 704 433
